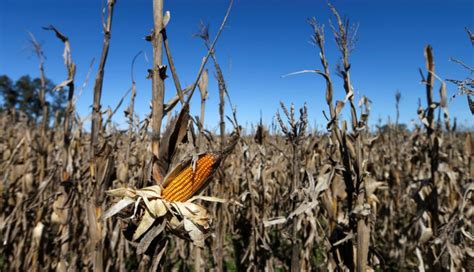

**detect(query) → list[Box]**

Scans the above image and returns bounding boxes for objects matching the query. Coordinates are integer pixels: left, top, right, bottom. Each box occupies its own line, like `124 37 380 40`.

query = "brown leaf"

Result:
133 210 155 241
137 219 166 255
156 104 190 182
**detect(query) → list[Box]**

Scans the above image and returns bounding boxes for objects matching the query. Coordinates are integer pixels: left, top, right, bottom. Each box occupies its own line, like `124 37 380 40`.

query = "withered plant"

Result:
1 1 472 272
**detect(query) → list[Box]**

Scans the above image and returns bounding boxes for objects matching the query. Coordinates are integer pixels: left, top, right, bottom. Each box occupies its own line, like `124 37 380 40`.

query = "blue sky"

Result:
1 0 473 131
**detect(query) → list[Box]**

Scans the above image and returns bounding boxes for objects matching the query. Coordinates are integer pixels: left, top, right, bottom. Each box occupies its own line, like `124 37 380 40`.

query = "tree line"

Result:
0 74 67 122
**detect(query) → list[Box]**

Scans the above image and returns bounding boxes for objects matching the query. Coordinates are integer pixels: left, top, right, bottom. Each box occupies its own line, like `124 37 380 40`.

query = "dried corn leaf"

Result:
133 209 155 241
137 219 166 254
263 217 287 227
101 197 135 220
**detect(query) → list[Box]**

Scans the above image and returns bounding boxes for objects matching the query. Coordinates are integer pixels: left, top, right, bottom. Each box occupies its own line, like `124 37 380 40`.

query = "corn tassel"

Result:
161 154 218 202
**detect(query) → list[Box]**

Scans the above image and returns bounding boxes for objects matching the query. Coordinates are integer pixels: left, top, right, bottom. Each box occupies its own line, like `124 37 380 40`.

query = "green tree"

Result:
379 123 408 134
0 75 17 109
0 74 67 122
15 75 42 119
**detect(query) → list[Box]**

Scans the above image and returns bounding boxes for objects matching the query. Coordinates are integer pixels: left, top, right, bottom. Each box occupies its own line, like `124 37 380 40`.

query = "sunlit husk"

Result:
103 183 213 250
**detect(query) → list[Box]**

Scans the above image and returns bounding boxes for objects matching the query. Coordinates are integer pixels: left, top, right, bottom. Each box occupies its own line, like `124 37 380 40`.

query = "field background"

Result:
1 0 473 271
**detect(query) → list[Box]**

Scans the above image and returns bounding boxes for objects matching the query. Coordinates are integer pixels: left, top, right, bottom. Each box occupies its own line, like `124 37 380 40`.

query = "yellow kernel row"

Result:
161 154 217 202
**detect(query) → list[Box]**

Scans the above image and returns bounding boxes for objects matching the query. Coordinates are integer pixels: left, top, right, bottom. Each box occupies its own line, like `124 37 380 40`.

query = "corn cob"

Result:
161 153 218 202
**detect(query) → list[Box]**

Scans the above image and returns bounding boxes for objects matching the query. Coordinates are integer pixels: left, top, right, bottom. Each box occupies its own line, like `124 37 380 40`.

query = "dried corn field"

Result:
1 1 474 271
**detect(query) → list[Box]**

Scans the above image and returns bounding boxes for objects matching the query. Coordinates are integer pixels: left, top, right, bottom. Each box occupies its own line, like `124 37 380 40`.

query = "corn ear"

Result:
161 153 219 202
